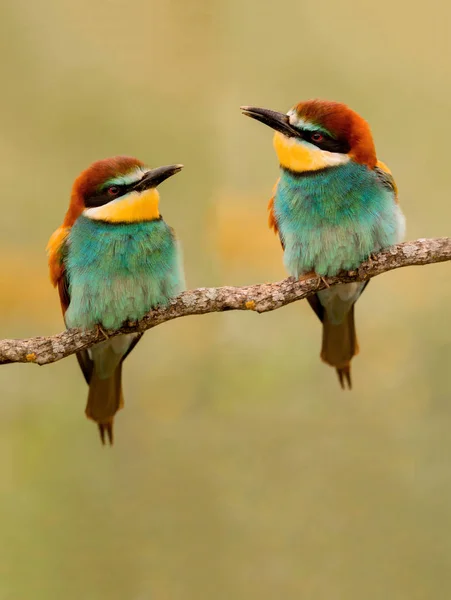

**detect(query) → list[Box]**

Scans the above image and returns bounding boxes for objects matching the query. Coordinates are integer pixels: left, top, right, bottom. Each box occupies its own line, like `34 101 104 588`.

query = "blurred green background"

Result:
0 0 450 598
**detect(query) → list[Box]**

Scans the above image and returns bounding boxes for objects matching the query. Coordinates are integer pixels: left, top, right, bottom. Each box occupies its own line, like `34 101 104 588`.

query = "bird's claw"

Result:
366 252 379 268
96 324 110 340
298 271 316 282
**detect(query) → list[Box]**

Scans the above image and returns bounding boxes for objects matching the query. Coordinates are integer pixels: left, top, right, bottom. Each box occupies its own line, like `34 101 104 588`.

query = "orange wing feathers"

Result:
376 159 399 202
46 226 71 314
268 195 278 234
47 226 69 286
375 159 392 175
268 177 280 235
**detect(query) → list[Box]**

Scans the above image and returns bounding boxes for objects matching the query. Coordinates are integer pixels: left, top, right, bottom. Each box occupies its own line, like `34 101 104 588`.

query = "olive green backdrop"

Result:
0 0 450 598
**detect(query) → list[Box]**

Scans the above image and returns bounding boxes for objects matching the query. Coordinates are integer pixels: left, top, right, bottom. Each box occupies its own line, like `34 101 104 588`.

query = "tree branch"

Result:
1 237 450 366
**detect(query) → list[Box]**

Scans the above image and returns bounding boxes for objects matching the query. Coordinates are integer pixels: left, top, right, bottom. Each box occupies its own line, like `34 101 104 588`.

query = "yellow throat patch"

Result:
273 132 349 172
83 188 160 223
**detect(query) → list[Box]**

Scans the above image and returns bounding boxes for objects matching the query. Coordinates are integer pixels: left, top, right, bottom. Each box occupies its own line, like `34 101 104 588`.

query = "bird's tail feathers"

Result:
320 306 358 390
85 363 124 445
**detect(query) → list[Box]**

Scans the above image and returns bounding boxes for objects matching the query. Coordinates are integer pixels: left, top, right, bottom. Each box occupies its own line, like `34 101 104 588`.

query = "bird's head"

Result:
64 156 183 226
241 100 377 173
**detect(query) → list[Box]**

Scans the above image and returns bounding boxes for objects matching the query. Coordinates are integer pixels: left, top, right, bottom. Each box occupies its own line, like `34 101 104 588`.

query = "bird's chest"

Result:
64 217 182 329
274 167 400 277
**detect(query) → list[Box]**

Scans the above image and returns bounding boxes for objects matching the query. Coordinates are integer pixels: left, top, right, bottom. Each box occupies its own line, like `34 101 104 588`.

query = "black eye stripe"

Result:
85 182 134 208
298 129 351 154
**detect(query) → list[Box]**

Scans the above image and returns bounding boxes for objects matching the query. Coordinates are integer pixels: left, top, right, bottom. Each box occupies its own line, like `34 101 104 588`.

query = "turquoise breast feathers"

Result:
274 162 405 277
65 216 185 330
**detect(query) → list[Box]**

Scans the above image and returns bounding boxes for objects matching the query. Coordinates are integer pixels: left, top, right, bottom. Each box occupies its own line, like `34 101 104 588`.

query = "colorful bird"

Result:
47 156 185 443
241 100 405 388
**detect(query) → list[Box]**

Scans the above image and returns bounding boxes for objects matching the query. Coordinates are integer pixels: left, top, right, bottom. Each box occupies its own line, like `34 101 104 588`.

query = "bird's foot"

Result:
366 252 379 268
96 324 110 340
299 271 329 288
298 271 316 282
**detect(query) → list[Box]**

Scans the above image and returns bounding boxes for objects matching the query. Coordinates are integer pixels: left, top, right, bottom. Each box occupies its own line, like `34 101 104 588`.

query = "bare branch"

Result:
1 237 450 366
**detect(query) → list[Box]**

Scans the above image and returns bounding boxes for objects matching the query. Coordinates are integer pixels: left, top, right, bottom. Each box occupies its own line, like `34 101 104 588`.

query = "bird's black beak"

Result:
240 106 299 138
133 164 183 192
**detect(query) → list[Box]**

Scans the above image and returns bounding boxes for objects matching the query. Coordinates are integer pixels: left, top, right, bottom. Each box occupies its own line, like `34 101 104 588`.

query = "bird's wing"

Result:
47 225 144 385
47 226 71 314
375 160 399 202
121 333 144 361
268 178 285 248
47 225 95 383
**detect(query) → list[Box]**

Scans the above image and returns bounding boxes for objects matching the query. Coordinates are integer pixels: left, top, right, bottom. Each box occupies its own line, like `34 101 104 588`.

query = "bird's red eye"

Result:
107 186 120 196
311 132 324 143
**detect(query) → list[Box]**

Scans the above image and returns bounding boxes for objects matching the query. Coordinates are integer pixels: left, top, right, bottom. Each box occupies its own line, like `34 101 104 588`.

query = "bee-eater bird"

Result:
241 100 405 388
47 156 185 444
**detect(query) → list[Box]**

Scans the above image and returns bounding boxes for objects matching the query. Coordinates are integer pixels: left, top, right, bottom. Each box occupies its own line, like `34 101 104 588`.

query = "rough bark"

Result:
0 238 449 366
